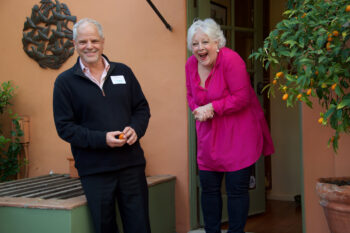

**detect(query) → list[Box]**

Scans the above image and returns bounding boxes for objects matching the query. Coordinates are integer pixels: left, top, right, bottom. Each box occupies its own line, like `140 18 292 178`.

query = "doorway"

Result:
187 0 271 229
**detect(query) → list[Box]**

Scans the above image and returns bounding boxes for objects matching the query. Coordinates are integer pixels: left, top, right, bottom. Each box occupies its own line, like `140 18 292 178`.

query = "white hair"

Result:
187 18 226 52
73 18 104 40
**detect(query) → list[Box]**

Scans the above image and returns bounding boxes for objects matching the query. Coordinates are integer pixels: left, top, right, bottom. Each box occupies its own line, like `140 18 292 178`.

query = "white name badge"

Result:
111 75 126 84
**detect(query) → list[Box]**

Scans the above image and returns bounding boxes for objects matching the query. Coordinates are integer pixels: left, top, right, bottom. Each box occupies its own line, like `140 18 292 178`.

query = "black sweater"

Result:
53 56 150 176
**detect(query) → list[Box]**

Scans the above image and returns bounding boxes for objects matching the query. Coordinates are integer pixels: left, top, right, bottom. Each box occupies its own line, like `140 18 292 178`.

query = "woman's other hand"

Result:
193 103 214 121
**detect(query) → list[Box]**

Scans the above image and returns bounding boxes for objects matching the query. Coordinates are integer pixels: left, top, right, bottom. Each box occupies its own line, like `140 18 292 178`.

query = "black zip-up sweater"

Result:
53 56 150 176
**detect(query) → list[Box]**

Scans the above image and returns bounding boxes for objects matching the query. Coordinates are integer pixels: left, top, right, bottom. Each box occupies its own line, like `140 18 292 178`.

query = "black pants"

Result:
80 165 151 233
199 166 252 233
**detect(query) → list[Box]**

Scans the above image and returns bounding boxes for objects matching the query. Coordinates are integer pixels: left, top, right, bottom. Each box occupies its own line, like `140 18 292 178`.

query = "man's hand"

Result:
123 126 138 145
106 131 126 148
106 127 138 148
193 103 214 122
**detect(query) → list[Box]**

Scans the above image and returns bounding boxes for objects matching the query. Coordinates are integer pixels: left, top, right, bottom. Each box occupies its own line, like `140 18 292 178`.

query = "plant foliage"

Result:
250 0 350 151
0 81 24 182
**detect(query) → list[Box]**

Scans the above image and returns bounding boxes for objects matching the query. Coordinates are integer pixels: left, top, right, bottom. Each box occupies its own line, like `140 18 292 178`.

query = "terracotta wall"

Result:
303 101 350 233
0 0 190 232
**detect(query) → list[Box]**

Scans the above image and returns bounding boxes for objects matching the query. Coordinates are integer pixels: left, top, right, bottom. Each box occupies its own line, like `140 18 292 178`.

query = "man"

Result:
53 18 151 233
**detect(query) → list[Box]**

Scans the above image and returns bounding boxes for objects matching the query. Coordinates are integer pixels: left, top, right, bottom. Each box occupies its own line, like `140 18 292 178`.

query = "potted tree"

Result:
250 0 350 232
0 81 24 182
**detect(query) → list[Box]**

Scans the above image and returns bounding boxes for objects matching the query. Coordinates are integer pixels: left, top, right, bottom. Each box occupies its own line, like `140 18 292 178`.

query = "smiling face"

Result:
191 30 219 68
73 22 104 67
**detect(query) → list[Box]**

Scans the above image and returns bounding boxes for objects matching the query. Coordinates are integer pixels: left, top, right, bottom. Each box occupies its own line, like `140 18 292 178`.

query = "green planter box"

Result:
0 175 176 233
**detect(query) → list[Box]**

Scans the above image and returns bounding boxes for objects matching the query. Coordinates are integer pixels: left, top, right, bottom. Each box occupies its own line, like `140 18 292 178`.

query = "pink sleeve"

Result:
212 53 251 116
185 61 199 111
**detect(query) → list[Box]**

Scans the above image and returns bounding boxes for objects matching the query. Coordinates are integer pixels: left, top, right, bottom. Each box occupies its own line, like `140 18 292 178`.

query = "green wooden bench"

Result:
0 174 176 233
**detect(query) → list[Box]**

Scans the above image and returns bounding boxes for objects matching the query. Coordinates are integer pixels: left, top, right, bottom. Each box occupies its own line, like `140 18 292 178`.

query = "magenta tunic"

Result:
186 47 275 172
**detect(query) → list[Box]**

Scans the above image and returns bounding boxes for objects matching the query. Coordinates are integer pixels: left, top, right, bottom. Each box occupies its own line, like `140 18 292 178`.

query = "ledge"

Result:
0 174 175 210
146 174 176 187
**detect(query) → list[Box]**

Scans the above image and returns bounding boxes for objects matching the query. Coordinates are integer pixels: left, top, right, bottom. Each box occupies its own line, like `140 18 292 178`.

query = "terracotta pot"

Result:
316 177 350 233
67 157 79 178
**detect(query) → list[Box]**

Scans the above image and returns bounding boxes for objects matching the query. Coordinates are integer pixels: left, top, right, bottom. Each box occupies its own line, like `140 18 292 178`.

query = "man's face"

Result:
74 22 104 66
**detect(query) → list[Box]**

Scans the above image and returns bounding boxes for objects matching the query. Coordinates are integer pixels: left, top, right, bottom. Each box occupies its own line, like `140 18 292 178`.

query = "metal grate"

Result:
0 174 84 199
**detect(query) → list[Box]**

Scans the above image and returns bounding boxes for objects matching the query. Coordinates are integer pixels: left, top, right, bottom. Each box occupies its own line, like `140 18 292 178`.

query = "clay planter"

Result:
316 177 350 233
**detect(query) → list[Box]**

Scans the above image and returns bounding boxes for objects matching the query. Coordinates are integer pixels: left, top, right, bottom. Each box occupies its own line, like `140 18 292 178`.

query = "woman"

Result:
185 18 275 233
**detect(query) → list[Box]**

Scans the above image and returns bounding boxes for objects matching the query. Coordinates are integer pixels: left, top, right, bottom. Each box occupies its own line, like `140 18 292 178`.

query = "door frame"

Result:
186 0 306 231
186 0 266 228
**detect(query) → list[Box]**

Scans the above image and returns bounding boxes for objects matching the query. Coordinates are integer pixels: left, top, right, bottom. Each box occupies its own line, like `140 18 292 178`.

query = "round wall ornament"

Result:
22 0 77 69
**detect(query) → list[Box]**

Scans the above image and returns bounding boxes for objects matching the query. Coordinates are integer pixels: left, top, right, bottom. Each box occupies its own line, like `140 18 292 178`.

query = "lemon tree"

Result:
250 0 350 151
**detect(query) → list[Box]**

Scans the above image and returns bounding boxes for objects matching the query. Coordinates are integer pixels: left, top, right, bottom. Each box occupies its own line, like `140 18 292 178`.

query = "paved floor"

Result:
188 230 227 233
188 230 254 233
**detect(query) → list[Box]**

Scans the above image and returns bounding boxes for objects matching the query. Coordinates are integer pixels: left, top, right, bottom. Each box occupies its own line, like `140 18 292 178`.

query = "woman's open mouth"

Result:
198 53 208 61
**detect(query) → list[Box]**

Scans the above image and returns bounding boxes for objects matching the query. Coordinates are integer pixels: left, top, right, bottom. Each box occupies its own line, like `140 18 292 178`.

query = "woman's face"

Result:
191 30 218 68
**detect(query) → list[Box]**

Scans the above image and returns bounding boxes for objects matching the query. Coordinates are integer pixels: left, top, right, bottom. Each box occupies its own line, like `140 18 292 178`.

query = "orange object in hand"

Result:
118 133 125 139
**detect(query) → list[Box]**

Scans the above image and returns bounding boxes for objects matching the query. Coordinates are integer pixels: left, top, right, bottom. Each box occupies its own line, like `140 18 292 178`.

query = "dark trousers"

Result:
199 166 252 233
80 165 151 233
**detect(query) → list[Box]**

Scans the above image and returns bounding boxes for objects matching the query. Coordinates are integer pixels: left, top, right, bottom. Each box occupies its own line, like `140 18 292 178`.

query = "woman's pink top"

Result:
185 47 275 172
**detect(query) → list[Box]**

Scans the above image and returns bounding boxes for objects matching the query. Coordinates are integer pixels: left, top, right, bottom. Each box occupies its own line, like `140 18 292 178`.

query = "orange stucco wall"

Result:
0 0 190 232
303 101 350 233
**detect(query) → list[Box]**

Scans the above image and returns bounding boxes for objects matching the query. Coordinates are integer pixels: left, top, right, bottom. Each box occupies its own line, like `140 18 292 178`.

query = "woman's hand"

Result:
193 103 214 122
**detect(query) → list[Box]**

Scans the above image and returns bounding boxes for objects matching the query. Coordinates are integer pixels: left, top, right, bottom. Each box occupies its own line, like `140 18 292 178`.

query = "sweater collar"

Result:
73 54 116 77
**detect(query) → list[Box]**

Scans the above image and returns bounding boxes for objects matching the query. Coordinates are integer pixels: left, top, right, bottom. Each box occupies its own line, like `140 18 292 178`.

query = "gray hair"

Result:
73 18 104 41
187 18 226 52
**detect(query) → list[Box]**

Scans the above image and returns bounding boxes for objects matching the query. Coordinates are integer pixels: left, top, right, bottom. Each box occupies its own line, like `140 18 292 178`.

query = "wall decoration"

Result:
22 0 76 69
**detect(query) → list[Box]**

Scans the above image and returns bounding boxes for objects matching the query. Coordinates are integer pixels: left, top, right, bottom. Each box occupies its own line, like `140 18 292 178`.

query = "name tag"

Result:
111 75 126 84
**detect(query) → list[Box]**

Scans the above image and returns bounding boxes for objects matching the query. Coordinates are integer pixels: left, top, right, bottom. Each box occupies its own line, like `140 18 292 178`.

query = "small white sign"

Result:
111 75 126 84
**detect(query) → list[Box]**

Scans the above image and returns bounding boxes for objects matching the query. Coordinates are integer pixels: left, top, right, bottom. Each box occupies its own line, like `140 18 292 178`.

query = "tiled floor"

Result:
188 230 227 233
188 230 254 233
188 200 301 233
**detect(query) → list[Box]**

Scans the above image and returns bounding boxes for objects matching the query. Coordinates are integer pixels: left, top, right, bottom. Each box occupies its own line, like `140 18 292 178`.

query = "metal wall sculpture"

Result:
22 0 76 69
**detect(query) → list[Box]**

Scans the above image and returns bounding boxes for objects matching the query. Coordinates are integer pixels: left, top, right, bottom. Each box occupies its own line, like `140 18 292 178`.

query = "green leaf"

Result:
324 105 336 118
261 84 272 94
290 48 298 57
269 57 279 64
286 74 296 81
337 99 350 109
279 50 291 57
316 36 326 49
299 57 312 64
335 85 342 97
281 31 291 41
298 37 305 48
284 40 297 47
283 10 293 16
318 56 328 64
